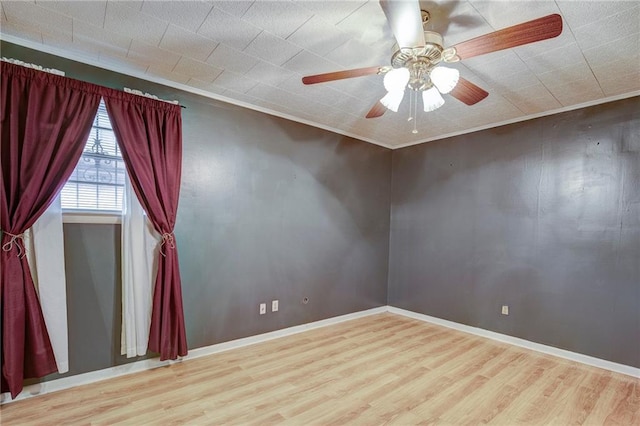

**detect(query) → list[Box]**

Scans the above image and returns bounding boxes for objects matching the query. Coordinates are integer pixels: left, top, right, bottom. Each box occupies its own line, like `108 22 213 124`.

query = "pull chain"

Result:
408 89 414 122
412 91 418 134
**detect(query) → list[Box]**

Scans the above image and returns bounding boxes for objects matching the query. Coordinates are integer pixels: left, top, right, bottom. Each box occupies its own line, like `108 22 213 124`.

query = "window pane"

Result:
61 100 124 212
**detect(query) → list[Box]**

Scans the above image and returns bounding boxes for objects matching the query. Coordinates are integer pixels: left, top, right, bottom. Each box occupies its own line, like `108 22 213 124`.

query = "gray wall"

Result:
389 97 640 367
178 97 391 345
63 224 127 373
2 42 391 381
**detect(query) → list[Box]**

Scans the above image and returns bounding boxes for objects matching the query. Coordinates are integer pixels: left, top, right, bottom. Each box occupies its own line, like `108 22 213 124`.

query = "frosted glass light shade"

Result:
380 90 406 112
422 87 445 112
383 68 410 92
430 66 459 94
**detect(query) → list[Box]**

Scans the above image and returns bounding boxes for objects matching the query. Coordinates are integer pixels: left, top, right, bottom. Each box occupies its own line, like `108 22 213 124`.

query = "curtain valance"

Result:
1 62 181 112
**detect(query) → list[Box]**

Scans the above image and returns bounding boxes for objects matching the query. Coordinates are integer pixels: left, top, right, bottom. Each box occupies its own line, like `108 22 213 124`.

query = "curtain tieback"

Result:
2 231 28 258
160 232 176 257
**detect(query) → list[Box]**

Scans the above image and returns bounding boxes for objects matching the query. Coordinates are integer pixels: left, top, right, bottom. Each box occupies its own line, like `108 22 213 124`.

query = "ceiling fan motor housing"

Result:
391 31 444 67
391 31 445 91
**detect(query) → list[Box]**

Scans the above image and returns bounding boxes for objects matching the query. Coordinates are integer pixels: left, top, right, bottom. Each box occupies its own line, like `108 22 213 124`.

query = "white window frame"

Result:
61 99 124 224
62 212 122 224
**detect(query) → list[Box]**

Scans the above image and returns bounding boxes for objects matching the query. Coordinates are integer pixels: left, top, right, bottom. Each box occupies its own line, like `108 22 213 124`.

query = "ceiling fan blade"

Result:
450 78 488 105
366 101 387 119
302 66 385 85
380 0 425 48
450 14 562 60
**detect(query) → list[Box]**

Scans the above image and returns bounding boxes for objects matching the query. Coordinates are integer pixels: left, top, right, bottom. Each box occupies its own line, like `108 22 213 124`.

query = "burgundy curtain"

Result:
103 95 187 360
1 62 101 398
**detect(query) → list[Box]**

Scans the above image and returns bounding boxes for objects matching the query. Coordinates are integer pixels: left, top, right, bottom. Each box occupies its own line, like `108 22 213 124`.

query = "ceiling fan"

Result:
301 0 563 119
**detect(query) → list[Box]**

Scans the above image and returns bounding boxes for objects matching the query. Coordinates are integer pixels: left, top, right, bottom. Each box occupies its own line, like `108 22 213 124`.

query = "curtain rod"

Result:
0 60 187 109
124 87 185 109
1 57 65 76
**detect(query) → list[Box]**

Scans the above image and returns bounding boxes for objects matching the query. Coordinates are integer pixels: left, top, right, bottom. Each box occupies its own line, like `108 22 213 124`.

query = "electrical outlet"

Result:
501 305 509 315
259 303 266 315
272 300 279 312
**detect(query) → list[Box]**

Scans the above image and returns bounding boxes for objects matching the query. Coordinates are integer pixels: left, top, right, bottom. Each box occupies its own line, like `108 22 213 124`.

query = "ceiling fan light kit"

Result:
422 87 445 113
380 90 406 113
430 66 460 94
381 68 411 112
383 67 411 92
301 1 563 128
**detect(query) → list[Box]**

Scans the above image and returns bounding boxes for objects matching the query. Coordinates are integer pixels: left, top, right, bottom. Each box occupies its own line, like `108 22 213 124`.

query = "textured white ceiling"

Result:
1 0 638 148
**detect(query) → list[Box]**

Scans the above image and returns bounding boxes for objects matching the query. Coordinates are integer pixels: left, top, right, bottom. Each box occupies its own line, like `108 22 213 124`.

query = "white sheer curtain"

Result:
121 175 159 357
25 195 69 373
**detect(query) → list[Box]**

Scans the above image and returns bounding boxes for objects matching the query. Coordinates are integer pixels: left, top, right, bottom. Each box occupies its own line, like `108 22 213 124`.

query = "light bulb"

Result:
383 68 410 92
430 66 459 94
422 87 445 112
380 90 406 112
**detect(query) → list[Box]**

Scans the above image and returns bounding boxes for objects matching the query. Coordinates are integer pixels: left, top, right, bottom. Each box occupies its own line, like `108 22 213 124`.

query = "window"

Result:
61 100 125 212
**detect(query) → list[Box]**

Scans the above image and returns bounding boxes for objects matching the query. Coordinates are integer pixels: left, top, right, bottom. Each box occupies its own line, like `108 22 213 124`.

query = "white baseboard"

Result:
3 304 637 404
0 306 387 404
185 306 388 361
387 306 640 379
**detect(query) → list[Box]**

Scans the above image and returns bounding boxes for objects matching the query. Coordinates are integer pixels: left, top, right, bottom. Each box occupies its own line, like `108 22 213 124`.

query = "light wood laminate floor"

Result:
1 313 639 425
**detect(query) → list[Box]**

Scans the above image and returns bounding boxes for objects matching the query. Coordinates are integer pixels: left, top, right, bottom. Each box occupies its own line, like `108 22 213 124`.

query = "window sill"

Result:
63 212 122 224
